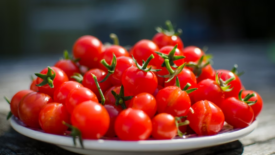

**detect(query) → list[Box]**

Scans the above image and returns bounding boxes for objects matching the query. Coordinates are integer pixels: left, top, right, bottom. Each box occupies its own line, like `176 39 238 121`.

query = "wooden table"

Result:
1 46 275 154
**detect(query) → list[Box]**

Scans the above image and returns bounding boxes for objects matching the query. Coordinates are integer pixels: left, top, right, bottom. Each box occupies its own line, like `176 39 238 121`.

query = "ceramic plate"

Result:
10 116 257 155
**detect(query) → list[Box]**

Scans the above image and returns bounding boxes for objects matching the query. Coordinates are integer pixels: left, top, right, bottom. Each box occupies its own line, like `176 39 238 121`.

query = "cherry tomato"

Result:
73 35 103 69
39 102 70 134
151 113 177 139
220 97 254 128
183 46 204 63
54 59 80 81
128 93 157 118
131 40 160 66
104 85 132 108
71 100 110 139
156 46 184 68
241 90 263 118
18 92 52 128
36 66 69 97
156 86 191 117
115 108 152 140
104 104 122 137
65 87 98 114
153 33 184 51
122 66 158 96
53 81 83 104
9 90 33 118
30 78 38 91
188 100 225 135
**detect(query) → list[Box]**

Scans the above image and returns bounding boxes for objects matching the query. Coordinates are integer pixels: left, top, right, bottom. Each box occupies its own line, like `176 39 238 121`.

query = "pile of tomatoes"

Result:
6 21 263 147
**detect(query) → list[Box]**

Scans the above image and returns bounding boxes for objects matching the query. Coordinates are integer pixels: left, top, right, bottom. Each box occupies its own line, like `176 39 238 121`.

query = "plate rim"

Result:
10 116 257 151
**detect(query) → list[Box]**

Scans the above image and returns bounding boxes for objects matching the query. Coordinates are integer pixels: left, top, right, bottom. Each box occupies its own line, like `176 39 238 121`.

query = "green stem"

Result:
101 59 112 70
63 121 84 148
165 20 174 33
141 54 154 70
182 83 191 91
110 33 119 45
92 74 105 105
175 77 180 88
63 50 70 60
164 59 174 74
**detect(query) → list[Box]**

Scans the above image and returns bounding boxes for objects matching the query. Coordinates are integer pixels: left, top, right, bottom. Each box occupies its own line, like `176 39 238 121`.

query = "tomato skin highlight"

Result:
220 97 254 128
18 92 52 128
65 87 98 114
39 103 70 134
71 100 110 139
53 81 83 104
241 90 263 118
156 86 191 117
73 35 103 69
183 46 204 63
188 100 225 135
10 90 34 118
152 33 184 51
115 108 152 141
151 113 177 139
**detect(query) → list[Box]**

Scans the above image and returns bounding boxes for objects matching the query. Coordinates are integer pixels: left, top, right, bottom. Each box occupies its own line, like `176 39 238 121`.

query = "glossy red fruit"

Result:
183 46 204 63
53 81 83 104
9 90 33 118
188 100 225 135
73 35 103 69
151 113 177 139
54 59 80 81
115 108 152 141
241 90 263 118
39 103 70 134
104 104 122 137
30 78 39 92
71 100 110 139
18 92 52 128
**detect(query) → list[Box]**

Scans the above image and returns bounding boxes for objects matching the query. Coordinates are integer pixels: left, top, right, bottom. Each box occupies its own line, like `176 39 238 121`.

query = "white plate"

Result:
10 116 257 155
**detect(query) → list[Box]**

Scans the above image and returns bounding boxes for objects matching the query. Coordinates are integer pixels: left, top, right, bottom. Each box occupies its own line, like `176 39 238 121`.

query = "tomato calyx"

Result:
159 59 185 83
4 96 12 120
238 90 257 106
100 54 117 83
111 85 133 109
110 33 120 45
35 66 56 88
62 50 80 63
71 73 83 83
186 55 211 77
215 73 235 92
132 54 160 72
63 121 84 148
175 116 189 137
91 74 105 105
156 20 182 36
155 45 185 68
231 64 244 77
175 77 197 94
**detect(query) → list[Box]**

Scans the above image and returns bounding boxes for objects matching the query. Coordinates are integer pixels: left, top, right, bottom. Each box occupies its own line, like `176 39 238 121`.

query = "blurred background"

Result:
0 0 275 100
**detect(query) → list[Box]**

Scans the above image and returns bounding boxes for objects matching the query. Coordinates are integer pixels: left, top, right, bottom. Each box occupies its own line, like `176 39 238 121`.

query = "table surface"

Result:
1 44 275 155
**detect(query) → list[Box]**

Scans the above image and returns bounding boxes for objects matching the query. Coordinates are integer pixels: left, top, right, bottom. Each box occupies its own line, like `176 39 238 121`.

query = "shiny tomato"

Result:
18 92 52 128
35 66 69 97
128 93 157 118
82 69 112 100
9 90 33 118
71 100 110 139
156 86 191 117
104 104 122 137
65 87 98 114
73 35 103 69
151 113 177 139
241 90 263 118
156 46 184 68
183 46 204 63
53 81 83 104
188 100 225 135
54 59 80 81
115 108 152 140
39 102 70 134
131 40 160 66
104 85 132 108
220 96 254 128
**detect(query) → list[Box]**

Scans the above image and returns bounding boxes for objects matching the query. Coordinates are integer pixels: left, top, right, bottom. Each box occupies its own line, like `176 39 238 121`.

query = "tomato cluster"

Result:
6 21 263 148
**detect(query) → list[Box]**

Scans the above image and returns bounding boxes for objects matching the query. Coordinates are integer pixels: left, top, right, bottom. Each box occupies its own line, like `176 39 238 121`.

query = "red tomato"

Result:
220 97 254 128
36 66 69 97
188 100 225 135
104 86 131 108
18 92 52 128
115 108 152 140
98 46 129 72
30 78 39 92
82 69 112 100
10 90 33 118
156 86 191 117
128 93 157 118
122 66 158 96
104 104 122 137
190 79 225 107
241 90 263 118
151 113 177 139
65 87 98 114
153 33 184 51
183 46 204 63
73 35 103 69
156 46 184 68
217 69 242 98
53 81 83 104
196 64 215 83
71 100 110 139
131 40 160 66
54 59 80 81
39 103 70 134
